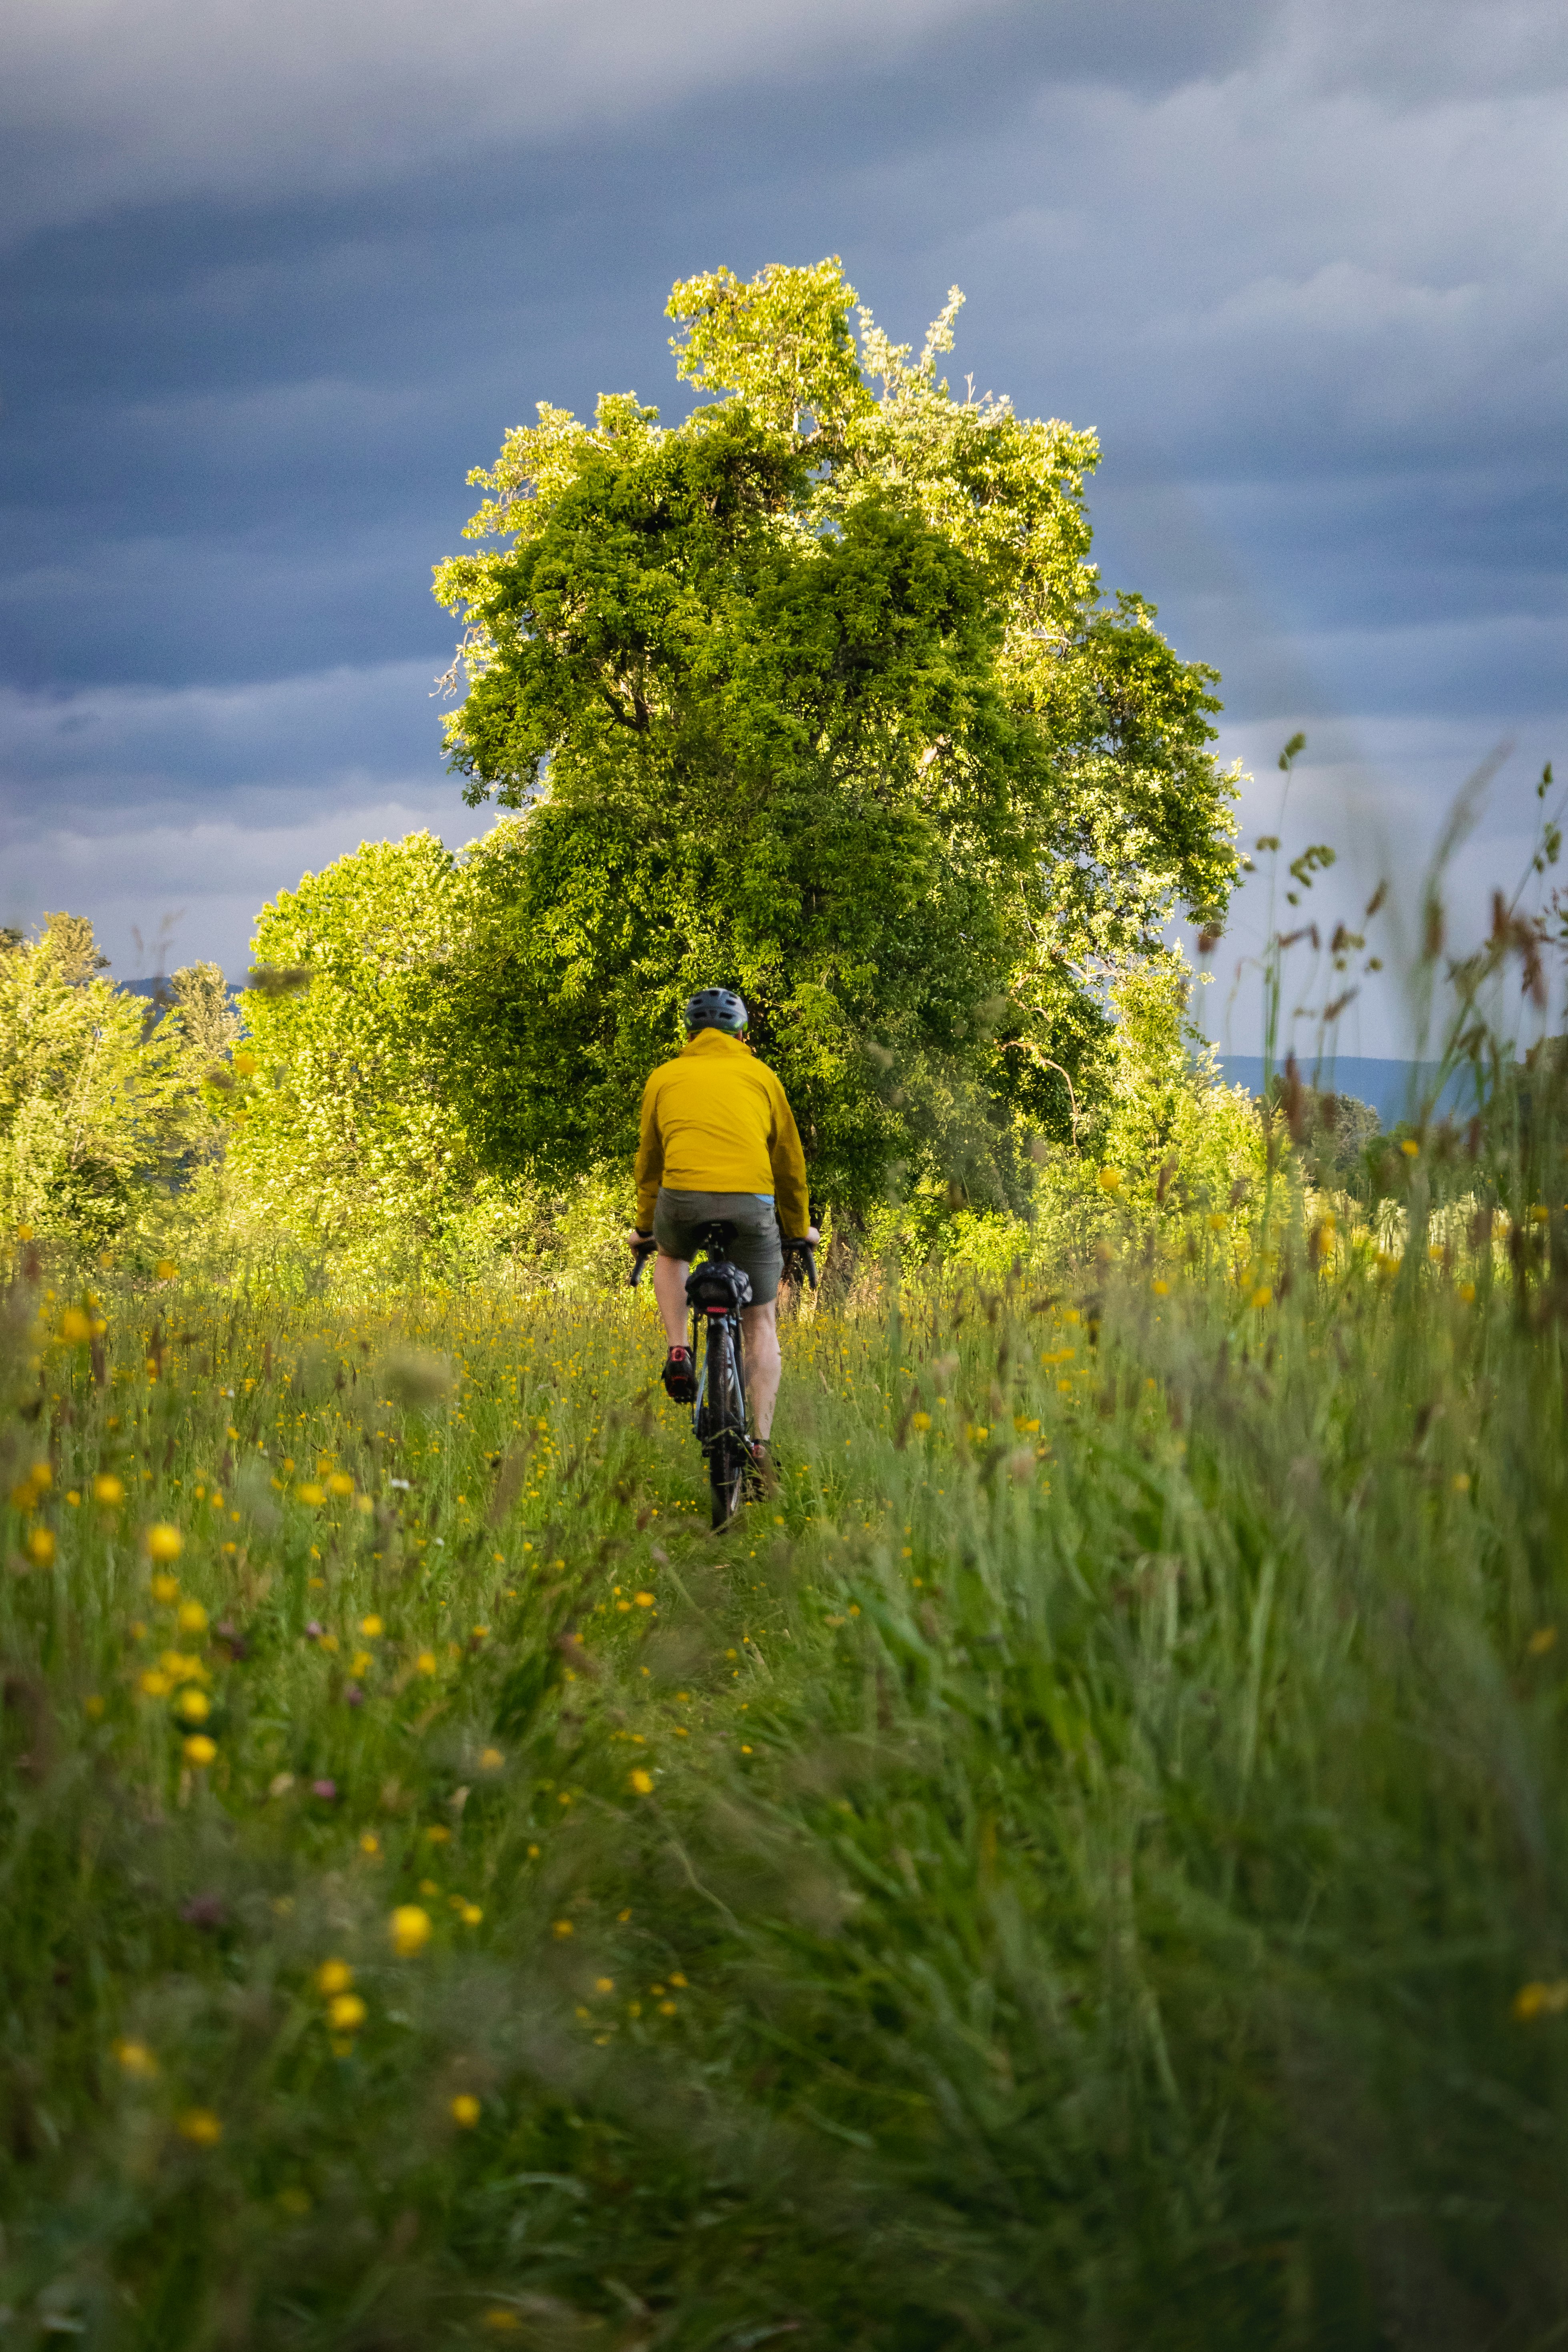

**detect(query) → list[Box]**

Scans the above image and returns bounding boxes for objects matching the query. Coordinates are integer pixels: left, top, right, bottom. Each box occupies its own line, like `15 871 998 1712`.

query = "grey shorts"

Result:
652 1189 783 1306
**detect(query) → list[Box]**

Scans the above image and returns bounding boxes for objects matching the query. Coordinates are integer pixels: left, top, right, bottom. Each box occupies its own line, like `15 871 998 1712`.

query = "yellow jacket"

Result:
634 1028 810 1233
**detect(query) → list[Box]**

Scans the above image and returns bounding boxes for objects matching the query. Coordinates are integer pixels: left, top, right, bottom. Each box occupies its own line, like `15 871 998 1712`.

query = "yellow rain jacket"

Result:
634 1028 810 1234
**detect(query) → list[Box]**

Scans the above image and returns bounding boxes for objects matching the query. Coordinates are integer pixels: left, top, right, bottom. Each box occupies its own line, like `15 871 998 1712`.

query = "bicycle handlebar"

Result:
628 1230 817 1289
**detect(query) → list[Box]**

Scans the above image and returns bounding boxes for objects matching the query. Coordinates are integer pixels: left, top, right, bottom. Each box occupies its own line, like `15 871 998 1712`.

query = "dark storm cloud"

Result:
0 0 1563 1040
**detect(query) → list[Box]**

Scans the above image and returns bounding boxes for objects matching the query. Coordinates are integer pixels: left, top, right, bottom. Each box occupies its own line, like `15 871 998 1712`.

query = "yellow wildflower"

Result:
326 1473 355 1498
316 1959 353 1995
155 1259 178 1281
94 1473 125 1507
146 1524 183 1563
416 1651 437 1676
628 1767 655 1796
177 2109 222 2145
1514 1980 1568 2022
183 1734 218 1767
910 1411 931 1433
450 2093 481 2127
177 1600 208 1634
389 1905 432 1957
114 2039 158 2078
139 1669 172 1698
295 1483 325 1507
150 1572 179 1603
477 1747 504 1772
175 1688 210 1723
26 1528 55 1567
61 1307 92 1344
328 1993 367 2033
1528 1627 1558 1658
1097 1166 1123 1194
359 1614 383 1638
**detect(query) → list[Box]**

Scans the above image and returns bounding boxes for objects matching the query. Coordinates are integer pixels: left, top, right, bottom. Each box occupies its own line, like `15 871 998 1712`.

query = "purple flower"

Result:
343 1684 364 1708
304 1620 323 1640
311 1778 337 1801
179 1894 226 1928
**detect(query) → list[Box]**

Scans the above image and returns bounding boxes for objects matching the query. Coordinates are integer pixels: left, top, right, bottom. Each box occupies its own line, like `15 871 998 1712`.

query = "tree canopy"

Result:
433 259 1238 1213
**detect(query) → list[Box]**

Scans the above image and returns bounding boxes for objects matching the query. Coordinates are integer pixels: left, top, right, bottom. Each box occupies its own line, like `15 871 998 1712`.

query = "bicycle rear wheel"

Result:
702 1319 747 1530
709 1435 746 1530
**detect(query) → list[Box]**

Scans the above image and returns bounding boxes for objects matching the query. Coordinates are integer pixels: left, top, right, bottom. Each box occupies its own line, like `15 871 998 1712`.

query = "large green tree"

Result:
434 260 1238 1212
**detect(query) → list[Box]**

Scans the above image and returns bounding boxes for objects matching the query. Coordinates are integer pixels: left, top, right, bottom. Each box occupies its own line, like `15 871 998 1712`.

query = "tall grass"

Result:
2 1188 1566 2348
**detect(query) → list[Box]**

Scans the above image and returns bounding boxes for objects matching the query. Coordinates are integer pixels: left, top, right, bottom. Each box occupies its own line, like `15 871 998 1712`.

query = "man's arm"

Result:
632 1074 665 1231
767 1081 811 1235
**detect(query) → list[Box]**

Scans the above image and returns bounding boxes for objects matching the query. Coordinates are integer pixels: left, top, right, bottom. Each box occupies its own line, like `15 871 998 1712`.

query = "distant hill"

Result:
1217 1056 1481 1128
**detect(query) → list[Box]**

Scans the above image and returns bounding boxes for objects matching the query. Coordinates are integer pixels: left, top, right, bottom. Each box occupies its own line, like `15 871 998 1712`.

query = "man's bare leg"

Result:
741 1298 781 1439
652 1250 690 1349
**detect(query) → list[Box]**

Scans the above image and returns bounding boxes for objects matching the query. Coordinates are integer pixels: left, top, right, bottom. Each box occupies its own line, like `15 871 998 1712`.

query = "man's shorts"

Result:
652 1189 783 1306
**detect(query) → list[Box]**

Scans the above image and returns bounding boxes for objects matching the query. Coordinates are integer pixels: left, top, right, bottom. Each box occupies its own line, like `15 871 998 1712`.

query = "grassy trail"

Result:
2 1243 1566 2348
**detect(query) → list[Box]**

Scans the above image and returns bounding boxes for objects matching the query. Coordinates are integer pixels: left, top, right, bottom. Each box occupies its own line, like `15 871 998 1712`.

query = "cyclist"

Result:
627 988 818 1472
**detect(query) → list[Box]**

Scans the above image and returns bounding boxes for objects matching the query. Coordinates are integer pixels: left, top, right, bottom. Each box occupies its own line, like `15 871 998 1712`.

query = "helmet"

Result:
685 987 749 1036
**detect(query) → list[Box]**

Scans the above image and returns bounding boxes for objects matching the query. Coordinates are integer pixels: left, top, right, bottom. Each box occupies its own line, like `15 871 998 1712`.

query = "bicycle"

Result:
630 1219 817 1530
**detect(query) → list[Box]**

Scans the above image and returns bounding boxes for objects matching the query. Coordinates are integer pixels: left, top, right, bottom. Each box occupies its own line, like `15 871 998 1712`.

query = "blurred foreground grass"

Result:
2 1222 1566 2350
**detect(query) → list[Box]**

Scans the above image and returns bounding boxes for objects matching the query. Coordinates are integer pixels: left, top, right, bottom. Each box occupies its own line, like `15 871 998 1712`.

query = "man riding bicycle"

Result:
626 988 819 1469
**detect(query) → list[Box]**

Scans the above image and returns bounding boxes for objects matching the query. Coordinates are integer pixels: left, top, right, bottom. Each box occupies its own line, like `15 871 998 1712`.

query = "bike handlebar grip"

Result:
784 1239 817 1289
628 1238 657 1289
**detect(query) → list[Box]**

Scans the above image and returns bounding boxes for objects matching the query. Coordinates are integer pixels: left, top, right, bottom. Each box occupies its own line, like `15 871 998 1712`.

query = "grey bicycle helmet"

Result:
685 987 749 1035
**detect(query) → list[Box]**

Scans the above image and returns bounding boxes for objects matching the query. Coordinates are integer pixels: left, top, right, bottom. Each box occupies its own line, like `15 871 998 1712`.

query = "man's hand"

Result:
626 1228 655 1252
806 1225 820 1245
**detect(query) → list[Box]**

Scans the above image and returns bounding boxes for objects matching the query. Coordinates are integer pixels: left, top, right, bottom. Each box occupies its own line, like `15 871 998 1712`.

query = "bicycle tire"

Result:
701 1318 747 1528
709 1436 745 1529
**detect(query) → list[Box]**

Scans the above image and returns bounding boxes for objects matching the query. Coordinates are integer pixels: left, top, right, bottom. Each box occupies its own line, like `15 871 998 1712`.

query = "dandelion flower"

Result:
416 1651 437 1676
155 1259 178 1281
450 2093 481 2127
1528 1627 1558 1658
175 1687 210 1723
359 1832 380 1856
328 1993 366 2032
460 1902 482 1925
327 1473 355 1498
295 1483 325 1507
150 1572 179 1603
177 2109 222 2145
477 1747 504 1772
140 1669 172 1698
316 1959 353 1995
910 1411 931 1433
146 1524 183 1563
482 2310 522 2333
359 1614 383 1638
183 1734 218 1766
177 1601 208 1634
61 1307 92 1344
1097 1166 1123 1194
94 1473 126 1507
1251 1286 1273 1310
389 1905 432 1957
595 1977 615 1994
26 1528 55 1567
1400 1138 1420 1158
114 2039 158 2078
628 1767 655 1796
551 1919 574 1939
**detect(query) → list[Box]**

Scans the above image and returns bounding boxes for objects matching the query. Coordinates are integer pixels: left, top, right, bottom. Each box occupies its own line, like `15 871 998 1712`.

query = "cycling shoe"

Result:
661 1346 697 1403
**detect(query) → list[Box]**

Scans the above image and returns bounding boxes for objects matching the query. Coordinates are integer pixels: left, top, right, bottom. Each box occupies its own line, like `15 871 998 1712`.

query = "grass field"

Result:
2 1218 1567 2350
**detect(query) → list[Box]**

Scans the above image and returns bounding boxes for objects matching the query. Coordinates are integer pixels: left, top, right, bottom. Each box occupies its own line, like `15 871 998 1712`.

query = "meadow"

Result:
2 1204 1566 2350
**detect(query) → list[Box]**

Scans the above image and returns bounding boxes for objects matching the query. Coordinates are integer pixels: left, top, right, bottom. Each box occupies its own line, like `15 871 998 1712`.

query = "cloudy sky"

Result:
2 0 1564 1054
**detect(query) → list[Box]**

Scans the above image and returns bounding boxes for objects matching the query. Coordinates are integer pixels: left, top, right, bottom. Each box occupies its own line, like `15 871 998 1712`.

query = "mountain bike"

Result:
630 1220 817 1529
